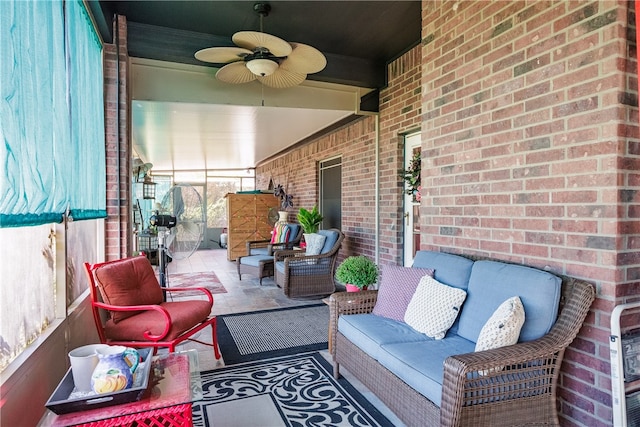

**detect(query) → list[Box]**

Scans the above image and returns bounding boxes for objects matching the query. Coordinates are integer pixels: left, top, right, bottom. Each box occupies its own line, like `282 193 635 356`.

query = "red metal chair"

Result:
84 255 220 359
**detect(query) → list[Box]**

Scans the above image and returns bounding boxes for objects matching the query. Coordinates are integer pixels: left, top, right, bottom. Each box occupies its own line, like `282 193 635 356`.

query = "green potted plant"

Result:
297 206 323 234
336 255 379 292
297 206 324 252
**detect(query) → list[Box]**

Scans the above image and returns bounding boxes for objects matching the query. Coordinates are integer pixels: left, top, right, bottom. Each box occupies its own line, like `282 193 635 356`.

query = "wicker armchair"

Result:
246 223 303 256
329 272 595 427
274 228 344 298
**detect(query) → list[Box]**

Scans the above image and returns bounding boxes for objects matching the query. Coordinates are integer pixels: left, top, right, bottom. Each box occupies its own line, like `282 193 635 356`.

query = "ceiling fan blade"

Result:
258 68 306 89
280 42 327 74
233 31 292 57
195 47 252 64
216 62 258 84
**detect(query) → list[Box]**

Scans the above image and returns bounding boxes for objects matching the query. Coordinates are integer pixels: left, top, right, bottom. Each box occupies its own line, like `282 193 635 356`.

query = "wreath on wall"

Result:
400 152 421 202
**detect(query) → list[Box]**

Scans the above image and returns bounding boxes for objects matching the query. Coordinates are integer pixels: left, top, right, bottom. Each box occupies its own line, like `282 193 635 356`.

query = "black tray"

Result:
46 348 153 415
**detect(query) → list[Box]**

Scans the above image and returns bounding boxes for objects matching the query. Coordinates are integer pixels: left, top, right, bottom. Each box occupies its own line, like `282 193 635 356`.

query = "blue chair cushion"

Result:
412 251 474 290
249 247 270 256
239 255 274 267
317 229 339 254
456 260 561 343
287 224 300 239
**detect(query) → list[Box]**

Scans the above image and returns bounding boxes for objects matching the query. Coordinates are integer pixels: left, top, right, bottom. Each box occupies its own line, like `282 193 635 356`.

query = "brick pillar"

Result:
103 15 131 261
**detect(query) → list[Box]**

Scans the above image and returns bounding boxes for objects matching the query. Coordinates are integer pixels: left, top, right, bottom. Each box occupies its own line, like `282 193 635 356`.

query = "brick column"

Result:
103 15 131 261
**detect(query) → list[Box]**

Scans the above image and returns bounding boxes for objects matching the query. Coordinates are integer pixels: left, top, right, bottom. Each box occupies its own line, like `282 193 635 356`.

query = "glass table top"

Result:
49 350 200 426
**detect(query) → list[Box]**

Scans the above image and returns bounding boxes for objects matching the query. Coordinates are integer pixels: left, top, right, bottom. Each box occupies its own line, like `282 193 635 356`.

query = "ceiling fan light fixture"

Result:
196 2 325 88
246 58 278 77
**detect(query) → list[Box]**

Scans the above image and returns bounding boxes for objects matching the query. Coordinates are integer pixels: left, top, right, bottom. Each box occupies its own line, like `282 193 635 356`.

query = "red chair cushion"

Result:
103 300 213 341
94 256 164 323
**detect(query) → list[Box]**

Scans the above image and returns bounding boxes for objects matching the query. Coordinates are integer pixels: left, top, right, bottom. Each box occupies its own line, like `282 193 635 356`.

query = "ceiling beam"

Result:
126 21 385 89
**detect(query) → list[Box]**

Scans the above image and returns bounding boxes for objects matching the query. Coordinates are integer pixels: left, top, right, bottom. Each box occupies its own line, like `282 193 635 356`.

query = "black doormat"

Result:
217 304 329 365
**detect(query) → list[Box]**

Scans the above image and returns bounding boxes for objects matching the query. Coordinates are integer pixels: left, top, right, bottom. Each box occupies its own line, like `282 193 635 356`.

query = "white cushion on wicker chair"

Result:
404 275 467 340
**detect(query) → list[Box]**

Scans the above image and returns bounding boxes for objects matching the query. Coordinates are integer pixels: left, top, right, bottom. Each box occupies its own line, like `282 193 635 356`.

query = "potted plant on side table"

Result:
336 255 378 292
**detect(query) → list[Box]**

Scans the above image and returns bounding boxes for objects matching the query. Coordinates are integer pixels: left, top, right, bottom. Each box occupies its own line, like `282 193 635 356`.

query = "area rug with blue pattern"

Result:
192 352 392 427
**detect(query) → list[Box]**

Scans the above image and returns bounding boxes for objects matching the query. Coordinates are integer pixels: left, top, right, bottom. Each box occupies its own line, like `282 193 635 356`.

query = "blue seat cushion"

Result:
377 335 476 406
239 255 273 267
249 247 270 256
412 251 474 290
338 313 431 360
457 260 561 343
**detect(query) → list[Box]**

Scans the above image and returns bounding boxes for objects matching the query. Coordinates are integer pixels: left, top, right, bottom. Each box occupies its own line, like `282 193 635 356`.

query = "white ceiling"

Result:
130 58 374 172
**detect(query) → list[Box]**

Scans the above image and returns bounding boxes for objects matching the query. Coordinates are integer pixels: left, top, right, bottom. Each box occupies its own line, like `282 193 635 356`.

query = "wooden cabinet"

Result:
225 193 279 261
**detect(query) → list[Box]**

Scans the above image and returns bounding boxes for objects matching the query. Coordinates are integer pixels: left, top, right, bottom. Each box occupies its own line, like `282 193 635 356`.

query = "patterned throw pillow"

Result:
475 296 525 352
404 275 467 339
270 223 291 243
372 265 435 322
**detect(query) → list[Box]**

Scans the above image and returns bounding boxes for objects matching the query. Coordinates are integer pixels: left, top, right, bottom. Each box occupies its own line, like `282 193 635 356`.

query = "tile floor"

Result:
169 248 406 426
167 248 320 318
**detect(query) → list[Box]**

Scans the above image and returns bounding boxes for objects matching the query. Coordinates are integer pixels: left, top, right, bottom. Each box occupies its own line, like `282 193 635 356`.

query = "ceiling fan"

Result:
194 2 327 89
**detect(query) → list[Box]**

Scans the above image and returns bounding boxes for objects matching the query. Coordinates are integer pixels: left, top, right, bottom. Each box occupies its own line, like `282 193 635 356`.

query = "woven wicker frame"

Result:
274 229 344 298
246 226 303 256
329 262 595 427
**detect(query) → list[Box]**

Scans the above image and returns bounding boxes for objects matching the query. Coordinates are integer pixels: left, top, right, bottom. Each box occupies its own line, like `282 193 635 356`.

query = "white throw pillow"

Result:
303 233 326 265
475 296 525 352
404 275 467 340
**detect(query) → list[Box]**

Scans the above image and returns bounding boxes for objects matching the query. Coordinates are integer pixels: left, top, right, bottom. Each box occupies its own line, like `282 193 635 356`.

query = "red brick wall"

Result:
103 15 131 261
379 47 423 264
420 1 638 425
257 118 378 258
259 1 640 424
257 47 422 263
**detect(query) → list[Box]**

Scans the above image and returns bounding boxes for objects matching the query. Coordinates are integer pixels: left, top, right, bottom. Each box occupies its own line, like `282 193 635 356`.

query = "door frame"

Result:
403 133 421 266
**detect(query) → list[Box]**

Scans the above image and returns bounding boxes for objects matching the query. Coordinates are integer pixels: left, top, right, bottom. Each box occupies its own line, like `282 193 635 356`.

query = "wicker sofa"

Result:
329 251 595 427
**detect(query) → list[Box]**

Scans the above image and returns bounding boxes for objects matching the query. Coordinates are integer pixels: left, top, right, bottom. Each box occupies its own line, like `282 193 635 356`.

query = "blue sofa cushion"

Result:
377 335 476 406
457 260 561 343
338 314 430 360
412 251 474 290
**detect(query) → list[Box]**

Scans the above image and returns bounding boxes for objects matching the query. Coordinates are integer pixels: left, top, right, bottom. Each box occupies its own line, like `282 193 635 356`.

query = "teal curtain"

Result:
65 0 106 221
0 0 106 227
